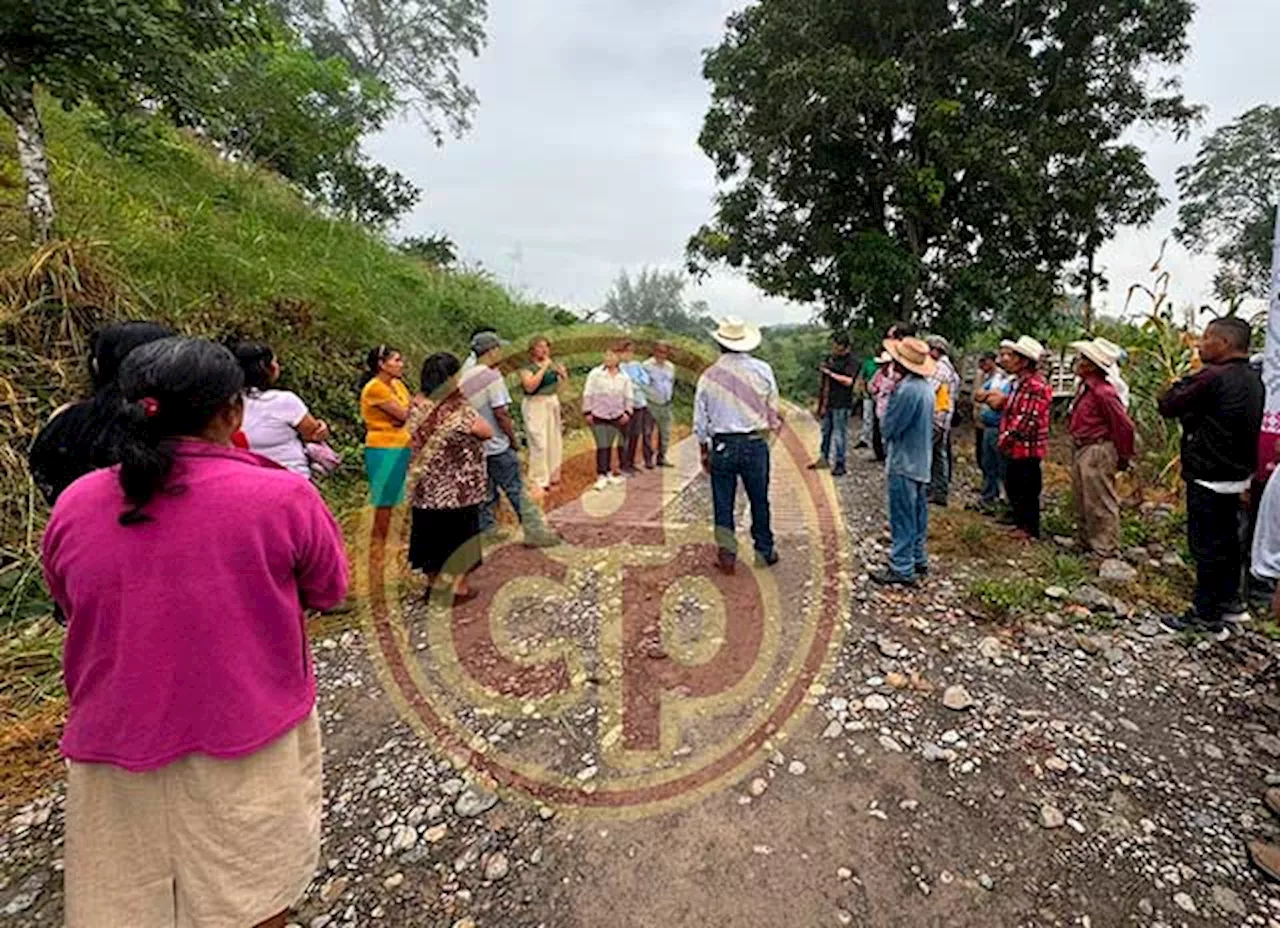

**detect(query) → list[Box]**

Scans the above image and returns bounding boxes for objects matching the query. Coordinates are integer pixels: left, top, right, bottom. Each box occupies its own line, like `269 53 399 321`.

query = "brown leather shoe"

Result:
1265 788 1280 818
1249 840 1280 883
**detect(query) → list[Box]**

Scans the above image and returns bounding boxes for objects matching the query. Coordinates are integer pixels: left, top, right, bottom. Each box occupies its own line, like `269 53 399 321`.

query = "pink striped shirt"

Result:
42 441 349 771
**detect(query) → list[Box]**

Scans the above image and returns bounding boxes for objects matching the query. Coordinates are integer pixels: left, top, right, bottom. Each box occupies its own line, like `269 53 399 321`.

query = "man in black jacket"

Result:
1158 317 1263 639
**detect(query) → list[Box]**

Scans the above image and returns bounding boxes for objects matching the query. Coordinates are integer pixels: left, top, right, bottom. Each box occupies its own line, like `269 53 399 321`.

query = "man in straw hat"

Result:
870 337 936 586
694 317 782 574
1157 317 1262 639
1067 339 1135 557
996 336 1053 539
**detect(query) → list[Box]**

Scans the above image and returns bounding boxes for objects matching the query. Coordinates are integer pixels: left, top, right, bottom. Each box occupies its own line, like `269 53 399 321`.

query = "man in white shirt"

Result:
643 342 677 468
460 331 559 548
694 318 782 574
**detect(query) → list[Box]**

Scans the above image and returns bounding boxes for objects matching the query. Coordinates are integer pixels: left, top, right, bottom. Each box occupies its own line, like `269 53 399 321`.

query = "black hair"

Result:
980 351 997 362
1208 317 1252 352
361 344 400 387
420 352 461 397
89 321 174 390
831 331 850 348
115 337 245 525
233 341 275 392
28 320 173 505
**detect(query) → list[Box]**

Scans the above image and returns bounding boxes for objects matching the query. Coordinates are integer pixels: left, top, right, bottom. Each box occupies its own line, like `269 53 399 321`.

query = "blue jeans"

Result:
888 474 929 579
481 448 530 532
979 425 1005 503
819 407 851 468
710 434 774 559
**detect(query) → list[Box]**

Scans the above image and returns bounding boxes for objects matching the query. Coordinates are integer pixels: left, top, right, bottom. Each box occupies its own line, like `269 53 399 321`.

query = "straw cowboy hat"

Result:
709 316 762 353
1000 336 1046 363
1070 338 1121 372
884 337 937 377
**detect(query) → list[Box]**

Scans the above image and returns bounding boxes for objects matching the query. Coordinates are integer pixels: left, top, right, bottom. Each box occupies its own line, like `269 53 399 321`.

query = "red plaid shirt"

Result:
998 371 1053 460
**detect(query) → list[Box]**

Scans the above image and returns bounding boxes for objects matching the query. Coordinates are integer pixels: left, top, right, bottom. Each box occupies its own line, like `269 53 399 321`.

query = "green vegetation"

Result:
688 0 1196 342
967 576 1043 620
0 101 576 630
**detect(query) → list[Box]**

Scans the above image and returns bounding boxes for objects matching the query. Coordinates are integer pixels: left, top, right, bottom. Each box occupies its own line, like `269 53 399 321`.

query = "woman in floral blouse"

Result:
408 353 493 602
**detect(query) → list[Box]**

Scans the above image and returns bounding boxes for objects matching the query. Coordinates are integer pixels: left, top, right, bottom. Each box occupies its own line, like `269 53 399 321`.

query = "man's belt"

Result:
713 431 768 442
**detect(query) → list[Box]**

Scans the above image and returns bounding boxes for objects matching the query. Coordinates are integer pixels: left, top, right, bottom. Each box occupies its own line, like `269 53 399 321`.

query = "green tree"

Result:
601 268 716 339
1175 105 1280 310
199 39 419 224
688 0 1197 343
0 0 267 240
400 234 459 268
270 0 486 144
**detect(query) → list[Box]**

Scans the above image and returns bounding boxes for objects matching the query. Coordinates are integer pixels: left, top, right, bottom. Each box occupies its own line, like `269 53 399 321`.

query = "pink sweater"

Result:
42 441 349 771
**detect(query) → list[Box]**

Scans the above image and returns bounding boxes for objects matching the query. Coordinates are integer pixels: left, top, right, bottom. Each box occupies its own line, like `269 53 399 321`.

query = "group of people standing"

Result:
830 315 1266 649
864 324 1138 586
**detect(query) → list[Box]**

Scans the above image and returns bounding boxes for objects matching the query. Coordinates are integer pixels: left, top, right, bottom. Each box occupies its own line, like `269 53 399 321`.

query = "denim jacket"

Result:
882 374 934 483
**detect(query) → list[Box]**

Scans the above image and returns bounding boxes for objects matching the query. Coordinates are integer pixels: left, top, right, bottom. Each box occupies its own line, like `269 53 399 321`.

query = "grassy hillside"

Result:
0 100 586 794
1 100 573 437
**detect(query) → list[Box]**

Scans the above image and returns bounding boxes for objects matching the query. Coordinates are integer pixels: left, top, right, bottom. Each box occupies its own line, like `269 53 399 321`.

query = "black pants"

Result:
1005 457 1042 537
1187 481 1245 623
624 407 654 470
929 425 952 505
872 411 885 462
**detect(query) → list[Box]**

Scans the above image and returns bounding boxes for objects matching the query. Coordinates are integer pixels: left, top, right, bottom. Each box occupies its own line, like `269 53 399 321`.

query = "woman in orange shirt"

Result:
359 345 411 531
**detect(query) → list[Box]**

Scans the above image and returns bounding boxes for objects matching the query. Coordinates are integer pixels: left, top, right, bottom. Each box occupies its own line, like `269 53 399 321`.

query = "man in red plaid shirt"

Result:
996 336 1052 538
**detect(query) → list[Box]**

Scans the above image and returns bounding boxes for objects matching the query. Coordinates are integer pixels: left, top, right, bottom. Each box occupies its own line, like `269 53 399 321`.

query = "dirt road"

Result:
5 410 1280 927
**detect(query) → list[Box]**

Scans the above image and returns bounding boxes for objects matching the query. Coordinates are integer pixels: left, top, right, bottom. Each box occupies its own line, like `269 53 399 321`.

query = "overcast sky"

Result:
369 0 1279 328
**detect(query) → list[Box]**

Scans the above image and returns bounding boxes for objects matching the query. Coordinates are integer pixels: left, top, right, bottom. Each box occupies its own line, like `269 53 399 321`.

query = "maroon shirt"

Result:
1068 375 1135 464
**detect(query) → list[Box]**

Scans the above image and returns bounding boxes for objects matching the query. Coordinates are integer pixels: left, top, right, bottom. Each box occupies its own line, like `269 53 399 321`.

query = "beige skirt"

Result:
64 711 322 928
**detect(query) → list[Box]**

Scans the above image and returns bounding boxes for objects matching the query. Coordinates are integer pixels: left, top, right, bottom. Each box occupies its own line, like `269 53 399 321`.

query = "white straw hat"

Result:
1000 336 1046 363
709 316 762 352
1070 338 1121 372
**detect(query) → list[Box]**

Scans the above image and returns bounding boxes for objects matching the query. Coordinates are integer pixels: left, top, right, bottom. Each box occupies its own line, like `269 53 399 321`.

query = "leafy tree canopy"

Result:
1175 105 1280 307
0 0 266 119
688 0 1197 344
197 38 419 225
269 0 487 143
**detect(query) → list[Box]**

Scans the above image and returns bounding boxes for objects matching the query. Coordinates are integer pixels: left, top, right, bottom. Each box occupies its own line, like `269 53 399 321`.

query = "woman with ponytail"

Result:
359 344 411 532
41 337 348 928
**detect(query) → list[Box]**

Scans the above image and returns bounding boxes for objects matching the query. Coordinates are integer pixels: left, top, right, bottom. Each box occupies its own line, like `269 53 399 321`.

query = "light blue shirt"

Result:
643 358 676 405
621 361 650 408
881 374 934 483
693 352 780 445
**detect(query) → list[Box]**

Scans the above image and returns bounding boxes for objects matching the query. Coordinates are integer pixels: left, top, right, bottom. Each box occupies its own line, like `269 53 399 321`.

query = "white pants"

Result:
522 394 563 489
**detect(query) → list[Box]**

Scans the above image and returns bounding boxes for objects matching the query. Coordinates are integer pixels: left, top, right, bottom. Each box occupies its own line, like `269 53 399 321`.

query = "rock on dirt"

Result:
942 685 975 711
1099 559 1138 583
1039 805 1066 829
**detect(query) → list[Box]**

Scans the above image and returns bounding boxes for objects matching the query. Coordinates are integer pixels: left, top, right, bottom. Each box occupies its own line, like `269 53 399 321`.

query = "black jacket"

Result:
1158 358 1263 483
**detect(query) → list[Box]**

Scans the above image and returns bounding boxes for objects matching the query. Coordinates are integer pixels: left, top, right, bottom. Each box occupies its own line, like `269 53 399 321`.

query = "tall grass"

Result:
0 100 579 765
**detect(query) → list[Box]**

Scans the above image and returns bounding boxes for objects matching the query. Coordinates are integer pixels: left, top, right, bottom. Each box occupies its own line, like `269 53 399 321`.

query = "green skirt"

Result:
364 446 411 508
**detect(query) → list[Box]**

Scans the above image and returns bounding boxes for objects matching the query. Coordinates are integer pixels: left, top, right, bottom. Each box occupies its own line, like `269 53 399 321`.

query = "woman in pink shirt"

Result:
42 337 349 928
